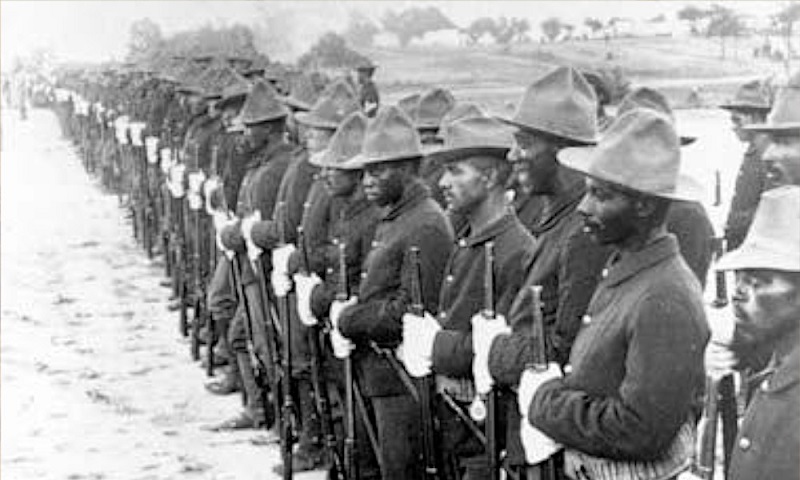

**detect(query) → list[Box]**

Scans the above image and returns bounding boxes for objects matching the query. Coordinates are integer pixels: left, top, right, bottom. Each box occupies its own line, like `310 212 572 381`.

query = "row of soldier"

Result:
47 56 800 480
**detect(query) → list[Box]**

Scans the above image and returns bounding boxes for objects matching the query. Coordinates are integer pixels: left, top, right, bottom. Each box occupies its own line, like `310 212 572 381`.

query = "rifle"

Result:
189 141 204 361
478 242 500 480
408 246 440 480
526 285 557 480
713 170 722 207
695 376 720 480
299 226 345 480
173 146 189 338
337 242 358 480
274 201 297 480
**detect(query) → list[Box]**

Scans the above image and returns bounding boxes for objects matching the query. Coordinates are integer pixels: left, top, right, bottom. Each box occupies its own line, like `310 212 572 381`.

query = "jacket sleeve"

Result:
433 246 532 378
339 223 452 345
528 293 707 460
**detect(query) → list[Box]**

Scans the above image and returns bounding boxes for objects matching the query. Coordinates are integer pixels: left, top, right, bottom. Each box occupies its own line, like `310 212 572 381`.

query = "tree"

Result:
343 11 380 47
381 7 456 47
128 18 163 62
541 17 564 42
465 17 496 44
774 2 800 66
297 32 369 70
706 4 747 59
678 5 710 35
585 17 604 35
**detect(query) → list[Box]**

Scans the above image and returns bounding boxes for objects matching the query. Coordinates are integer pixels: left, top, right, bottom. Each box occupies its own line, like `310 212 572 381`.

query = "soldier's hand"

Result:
330 327 355 359
399 312 440 378
705 340 737 380
517 364 562 415
520 415 562 466
293 273 321 327
330 296 358 329
471 312 510 395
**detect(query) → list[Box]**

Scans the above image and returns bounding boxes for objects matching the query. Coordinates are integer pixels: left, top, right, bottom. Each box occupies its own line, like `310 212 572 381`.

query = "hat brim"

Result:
309 150 364 170
280 95 312 111
295 112 338 130
241 111 288 125
426 146 510 164
495 116 598 146
558 146 705 202
719 103 772 112
716 244 800 272
743 122 800 133
680 135 697 146
217 92 247 109
340 152 422 170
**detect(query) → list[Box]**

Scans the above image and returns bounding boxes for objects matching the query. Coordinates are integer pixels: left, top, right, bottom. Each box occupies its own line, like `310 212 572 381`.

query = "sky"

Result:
0 0 783 67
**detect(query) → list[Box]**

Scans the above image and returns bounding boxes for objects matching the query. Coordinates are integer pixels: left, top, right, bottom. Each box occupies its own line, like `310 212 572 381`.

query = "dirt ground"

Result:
1 105 737 479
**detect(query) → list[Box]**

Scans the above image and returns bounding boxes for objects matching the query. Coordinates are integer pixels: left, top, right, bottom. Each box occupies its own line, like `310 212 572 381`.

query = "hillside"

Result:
359 34 789 112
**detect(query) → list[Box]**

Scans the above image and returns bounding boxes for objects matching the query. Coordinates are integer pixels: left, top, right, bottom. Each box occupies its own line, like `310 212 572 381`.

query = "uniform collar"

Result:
766 344 800 393
382 179 430 221
532 179 585 234
603 234 679 287
459 212 520 248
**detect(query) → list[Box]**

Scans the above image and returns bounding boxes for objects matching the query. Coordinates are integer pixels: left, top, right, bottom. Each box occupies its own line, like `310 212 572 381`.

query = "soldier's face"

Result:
508 130 559 194
732 270 800 348
439 159 489 215
730 110 763 142
363 162 405 207
578 177 638 246
762 135 800 189
305 127 334 153
322 167 360 197
246 124 269 149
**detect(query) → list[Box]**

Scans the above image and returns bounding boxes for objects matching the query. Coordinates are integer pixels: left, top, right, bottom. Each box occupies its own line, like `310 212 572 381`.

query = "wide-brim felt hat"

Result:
217 75 251 109
355 59 377 71
427 115 515 164
744 72 800 133
616 86 697 146
239 80 289 125
397 93 421 118
496 66 599 145
435 103 485 140
414 87 456 130
295 78 359 130
341 105 423 168
719 80 772 111
280 73 323 111
310 111 368 170
717 185 800 272
558 108 702 202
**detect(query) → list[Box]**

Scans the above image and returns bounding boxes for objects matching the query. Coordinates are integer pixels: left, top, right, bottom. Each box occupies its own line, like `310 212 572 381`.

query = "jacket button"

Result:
760 380 770 392
360 272 367 279
446 275 454 283
601 268 608 279
582 315 592 325
439 312 446 320
458 239 467 248
739 437 751 451
563 365 573 374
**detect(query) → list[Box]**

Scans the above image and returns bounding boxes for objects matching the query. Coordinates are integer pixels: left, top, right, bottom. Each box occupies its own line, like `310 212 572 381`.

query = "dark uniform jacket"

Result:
214 131 249 210
432 213 535 389
725 137 769 250
310 189 381 320
529 234 709 460
182 114 223 171
220 139 294 284
730 347 800 480
339 180 454 397
512 189 546 233
666 200 714 287
250 147 317 249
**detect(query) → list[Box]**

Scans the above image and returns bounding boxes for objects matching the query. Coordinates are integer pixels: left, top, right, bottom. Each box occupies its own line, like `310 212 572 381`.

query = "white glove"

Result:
330 296 358 329
270 244 296 297
705 341 737 380
294 273 322 327
471 313 511 395
330 326 355 359
520 417 562 465
241 212 262 262
399 312 441 378
215 216 238 259
168 164 186 198
517 364 562 416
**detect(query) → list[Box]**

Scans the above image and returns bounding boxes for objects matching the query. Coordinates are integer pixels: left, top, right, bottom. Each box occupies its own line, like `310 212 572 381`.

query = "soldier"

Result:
412 87 457 209
331 106 454 479
355 60 380 117
399 114 536 479
246 78 361 473
720 81 773 250
212 80 294 430
473 66 610 476
517 109 709 478
294 111 383 479
712 186 800 480
615 86 715 285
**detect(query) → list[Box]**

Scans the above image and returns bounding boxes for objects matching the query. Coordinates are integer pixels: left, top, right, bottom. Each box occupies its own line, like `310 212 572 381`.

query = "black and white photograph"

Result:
2 1 799 479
